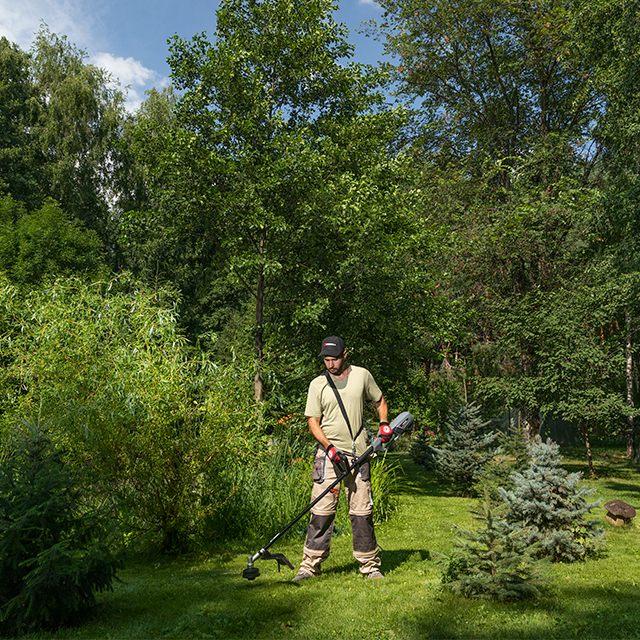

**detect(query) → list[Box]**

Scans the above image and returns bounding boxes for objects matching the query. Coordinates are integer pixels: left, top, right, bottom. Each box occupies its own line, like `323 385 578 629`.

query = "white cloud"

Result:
358 0 379 6
91 52 169 112
92 52 155 87
0 0 93 50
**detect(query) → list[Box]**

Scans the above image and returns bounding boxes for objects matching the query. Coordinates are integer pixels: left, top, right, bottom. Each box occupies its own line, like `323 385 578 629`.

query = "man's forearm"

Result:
308 417 331 450
376 395 389 423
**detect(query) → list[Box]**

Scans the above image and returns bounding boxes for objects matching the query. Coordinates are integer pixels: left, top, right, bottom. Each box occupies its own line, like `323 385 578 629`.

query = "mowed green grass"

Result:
28 446 640 639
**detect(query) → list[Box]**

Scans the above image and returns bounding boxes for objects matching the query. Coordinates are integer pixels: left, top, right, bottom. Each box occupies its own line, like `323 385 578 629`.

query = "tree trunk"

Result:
254 269 264 403
625 308 636 459
253 227 266 403
521 406 540 441
582 425 595 478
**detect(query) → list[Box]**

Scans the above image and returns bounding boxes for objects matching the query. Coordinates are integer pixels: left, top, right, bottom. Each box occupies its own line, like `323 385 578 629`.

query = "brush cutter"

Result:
242 411 414 581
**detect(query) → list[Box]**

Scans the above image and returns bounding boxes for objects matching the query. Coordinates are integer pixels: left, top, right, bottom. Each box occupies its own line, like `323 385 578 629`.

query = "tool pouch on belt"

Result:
312 452 326 483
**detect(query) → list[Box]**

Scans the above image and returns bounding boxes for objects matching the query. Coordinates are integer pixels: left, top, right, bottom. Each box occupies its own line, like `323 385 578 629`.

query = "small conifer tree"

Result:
433 403 501 496
0 423 122 633
436 489 549 601
474 421 530 500
499 438 605 562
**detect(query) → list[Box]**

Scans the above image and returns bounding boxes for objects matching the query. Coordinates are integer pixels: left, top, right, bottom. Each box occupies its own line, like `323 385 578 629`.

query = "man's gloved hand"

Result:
326 445 347 471
378 421 393 443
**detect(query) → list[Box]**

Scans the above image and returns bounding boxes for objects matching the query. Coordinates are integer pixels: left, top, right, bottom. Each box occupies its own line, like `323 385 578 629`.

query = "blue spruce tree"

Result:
499 438 605 562
433 403 500 496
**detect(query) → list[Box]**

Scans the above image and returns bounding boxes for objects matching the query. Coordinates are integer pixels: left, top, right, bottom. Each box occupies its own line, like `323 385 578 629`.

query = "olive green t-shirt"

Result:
305 365 383 456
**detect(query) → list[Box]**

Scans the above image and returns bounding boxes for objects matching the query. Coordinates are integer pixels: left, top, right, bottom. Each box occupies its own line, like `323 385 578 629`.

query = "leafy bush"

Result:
436 490 549 601
205 415 315 542
0 423 122 633
0 275 261 551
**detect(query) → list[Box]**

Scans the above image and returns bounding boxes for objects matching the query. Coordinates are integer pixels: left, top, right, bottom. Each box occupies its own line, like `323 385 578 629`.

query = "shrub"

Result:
433 403 501 496
0 275 261 552
0 423 122 633
499 438 605 562
436 490 549 601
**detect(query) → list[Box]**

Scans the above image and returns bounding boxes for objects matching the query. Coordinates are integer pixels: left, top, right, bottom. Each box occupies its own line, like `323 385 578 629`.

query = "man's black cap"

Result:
319 336 345 357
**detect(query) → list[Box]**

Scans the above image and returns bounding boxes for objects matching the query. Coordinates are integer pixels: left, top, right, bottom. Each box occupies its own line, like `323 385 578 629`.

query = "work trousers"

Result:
299 451 380 576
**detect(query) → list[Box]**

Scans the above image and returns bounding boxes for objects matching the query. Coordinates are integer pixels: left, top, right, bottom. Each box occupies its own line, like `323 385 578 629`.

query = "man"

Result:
293 336 392 581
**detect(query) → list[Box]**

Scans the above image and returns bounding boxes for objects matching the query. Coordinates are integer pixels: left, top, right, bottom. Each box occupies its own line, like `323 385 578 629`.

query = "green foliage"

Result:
408 428 438 469
499 438 606 562
433 403 501 496
207 416 315 542
0 275 261 551
0 196 105 284
30 26 125 240
375 0 605 184
474 421 531 501
0 422 122 633
370 456 401 524
436 490 549 601
0 37 43 209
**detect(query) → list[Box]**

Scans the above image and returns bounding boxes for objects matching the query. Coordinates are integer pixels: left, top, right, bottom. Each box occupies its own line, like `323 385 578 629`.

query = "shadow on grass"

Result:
393 455 452 498
322 548 431 577
87 562 321 639
560 446 640 481
397 581 640 639
599 479 640 501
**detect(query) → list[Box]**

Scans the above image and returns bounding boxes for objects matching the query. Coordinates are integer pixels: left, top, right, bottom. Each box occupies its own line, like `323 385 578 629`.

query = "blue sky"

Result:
0 0 390 111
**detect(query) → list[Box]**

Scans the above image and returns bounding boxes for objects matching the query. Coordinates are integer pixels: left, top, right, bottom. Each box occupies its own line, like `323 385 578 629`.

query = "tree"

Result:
436 489 549 601
0 423 121 633
499 438 605 561
132 0 408 400
30 26 126 242
433 402 500 496
374 0 606 186
370 0 632 442
0 196 105 284
477 269 639 475
0 37 43 210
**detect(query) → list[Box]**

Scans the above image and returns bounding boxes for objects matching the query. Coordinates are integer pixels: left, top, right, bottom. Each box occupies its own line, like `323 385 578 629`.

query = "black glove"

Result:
326 445 347 471
378 421 393 443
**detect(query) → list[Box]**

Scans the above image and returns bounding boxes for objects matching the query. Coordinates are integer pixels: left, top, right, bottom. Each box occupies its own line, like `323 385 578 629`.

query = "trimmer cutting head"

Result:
242 563 260 581
242 551 294 580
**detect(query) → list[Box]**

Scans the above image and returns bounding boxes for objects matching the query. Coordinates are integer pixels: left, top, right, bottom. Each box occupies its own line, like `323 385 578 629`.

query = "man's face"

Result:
323 351 346 376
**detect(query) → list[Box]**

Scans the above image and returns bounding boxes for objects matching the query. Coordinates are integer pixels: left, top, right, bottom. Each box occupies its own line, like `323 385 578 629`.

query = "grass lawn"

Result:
28 445 640 639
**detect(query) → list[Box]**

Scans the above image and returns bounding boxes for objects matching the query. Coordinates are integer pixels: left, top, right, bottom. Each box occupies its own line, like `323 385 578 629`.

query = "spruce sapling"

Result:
436 489 549 601
0 422 122 633
499 438 605 562
474 421 530 501
433 403 500 496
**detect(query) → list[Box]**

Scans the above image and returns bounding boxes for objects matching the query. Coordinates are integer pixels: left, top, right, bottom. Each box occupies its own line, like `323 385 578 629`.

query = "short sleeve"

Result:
305 378 323 418
364 370 383 403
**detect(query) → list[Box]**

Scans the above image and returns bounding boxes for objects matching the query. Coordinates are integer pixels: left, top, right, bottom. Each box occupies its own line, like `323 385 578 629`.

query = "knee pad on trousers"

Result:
305 513 335 552
350 513 377 553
